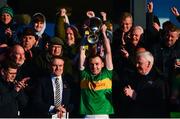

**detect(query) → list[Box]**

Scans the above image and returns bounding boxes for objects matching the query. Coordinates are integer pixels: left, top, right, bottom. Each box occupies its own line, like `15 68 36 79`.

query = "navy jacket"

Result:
31 74 73 117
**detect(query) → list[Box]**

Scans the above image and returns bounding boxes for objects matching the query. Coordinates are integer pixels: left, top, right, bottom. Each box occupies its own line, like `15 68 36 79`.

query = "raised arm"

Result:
101 24 113 70
55 8 69 40
79 45 86 71
147 1 153 13
100 11 107 22
171 7 180 22
146 1 154 31
171 7 180 17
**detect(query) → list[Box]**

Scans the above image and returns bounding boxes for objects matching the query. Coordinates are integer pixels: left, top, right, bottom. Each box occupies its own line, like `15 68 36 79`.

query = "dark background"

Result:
7 0 130 24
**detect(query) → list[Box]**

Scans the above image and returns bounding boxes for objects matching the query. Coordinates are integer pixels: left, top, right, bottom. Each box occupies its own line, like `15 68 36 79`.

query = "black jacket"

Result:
0 77 28 118
122 68 169 117
151 40 180 79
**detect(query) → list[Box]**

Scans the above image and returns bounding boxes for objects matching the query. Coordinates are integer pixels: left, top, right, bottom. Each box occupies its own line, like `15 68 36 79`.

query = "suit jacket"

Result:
31 74 72 117
0 77 28 118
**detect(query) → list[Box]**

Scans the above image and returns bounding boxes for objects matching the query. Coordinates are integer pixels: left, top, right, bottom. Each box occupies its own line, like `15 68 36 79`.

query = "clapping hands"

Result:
15 77 30 92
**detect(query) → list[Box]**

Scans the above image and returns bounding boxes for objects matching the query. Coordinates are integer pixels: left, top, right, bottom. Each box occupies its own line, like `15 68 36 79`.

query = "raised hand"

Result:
171 7 180 17
101 24 107 34
86 11 95 18
147 1 153 13
100 11 107 21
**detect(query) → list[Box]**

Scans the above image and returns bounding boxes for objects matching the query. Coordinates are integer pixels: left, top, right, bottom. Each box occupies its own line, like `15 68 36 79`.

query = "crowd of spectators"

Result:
0 1 180 118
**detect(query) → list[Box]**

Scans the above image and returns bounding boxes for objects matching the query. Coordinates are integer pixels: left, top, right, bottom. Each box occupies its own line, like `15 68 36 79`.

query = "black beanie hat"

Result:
22 27 38 40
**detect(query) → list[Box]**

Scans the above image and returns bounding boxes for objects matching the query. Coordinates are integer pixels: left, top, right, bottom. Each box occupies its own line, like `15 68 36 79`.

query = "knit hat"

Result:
0 6 14 17
50 37 64 46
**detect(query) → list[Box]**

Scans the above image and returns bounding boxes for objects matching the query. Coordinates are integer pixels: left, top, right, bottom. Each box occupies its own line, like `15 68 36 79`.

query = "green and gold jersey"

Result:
80 68 114 114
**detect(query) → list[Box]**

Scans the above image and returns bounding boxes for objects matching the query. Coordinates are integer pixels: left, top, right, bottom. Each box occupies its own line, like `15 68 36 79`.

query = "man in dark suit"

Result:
31 56 73 118
123 51 169 117
0 60 29 117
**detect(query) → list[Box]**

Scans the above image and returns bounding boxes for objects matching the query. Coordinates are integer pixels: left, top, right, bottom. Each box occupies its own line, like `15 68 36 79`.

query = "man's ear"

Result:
147 61 151 68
